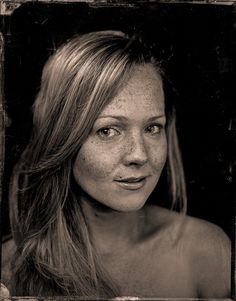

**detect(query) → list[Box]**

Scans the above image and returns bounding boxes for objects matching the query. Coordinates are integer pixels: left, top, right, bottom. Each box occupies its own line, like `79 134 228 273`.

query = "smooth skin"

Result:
73 64 231 298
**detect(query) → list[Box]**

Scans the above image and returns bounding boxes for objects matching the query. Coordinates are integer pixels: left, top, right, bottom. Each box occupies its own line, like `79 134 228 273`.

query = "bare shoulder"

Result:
183 214 231 249
145 205 231 298
180 214 231 298
145 204 231 253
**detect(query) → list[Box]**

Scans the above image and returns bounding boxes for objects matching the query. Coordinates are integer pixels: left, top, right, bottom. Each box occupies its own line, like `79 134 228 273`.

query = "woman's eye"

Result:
97 127 120 139
145 124 163 135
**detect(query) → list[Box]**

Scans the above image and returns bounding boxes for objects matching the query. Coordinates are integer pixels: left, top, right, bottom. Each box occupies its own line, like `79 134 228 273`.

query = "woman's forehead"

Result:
98 64 165 120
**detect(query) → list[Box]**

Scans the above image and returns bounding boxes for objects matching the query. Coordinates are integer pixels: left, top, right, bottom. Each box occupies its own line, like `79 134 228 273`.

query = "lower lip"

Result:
115 178 146 190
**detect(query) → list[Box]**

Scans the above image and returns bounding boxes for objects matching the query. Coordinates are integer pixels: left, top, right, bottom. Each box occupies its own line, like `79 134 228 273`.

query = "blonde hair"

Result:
10 31 187 297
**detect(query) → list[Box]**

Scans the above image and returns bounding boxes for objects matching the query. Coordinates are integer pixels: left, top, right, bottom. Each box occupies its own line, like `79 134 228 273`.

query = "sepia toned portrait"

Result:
0 1 235 299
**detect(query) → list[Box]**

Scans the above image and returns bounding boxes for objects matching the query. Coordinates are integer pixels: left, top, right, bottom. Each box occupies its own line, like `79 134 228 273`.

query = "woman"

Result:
9 31 231 298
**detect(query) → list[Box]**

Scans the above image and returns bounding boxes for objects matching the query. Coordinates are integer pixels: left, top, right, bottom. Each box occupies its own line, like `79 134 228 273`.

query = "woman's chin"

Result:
99 197 148 213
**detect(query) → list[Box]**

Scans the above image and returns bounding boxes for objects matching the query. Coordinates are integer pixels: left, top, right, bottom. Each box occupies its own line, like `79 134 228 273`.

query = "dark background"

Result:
0 1 235 241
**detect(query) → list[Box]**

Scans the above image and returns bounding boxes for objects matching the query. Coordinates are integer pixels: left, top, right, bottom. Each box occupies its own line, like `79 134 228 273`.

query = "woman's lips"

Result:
114 177 147 190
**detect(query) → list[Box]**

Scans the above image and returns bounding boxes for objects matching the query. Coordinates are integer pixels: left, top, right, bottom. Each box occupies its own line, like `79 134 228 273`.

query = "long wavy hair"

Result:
9 31 187 297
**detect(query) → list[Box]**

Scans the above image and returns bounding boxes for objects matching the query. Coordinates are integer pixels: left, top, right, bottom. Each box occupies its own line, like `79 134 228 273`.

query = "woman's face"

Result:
73 64 167 211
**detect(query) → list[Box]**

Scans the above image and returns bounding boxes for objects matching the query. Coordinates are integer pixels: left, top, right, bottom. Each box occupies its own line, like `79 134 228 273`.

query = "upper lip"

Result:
114 176 147 183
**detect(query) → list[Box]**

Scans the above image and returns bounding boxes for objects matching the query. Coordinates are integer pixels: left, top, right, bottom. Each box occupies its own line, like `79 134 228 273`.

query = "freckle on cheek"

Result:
79 154 110 179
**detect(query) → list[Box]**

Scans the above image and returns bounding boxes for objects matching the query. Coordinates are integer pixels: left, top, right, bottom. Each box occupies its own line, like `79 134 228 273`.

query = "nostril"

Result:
127 161 146 167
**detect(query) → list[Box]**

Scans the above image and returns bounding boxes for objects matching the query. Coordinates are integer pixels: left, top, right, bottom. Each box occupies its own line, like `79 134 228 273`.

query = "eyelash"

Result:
97 127 121 139
96 123 163 140
145 123 163 135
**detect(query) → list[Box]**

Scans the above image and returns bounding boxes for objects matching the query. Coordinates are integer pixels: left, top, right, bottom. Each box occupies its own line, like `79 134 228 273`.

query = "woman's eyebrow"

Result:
147 115 166 122
97 115 128 121
97 115 166 121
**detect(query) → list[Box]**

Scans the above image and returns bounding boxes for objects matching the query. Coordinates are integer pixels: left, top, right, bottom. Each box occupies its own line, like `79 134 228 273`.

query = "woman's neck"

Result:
80 194 147 255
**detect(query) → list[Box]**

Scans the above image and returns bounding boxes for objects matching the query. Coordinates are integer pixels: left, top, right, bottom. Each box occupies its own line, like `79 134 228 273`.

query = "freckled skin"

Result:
73 64 167 211
71 66 230 298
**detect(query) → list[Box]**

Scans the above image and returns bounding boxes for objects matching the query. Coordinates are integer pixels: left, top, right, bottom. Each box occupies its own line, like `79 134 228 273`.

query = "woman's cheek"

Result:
73 141 118 181
149 136 167 172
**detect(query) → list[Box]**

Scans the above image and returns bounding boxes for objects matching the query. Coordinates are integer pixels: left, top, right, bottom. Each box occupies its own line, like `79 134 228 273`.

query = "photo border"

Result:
0 1 235 300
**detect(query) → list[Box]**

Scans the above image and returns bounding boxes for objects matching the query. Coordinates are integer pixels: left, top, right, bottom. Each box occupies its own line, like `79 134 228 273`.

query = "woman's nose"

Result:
123 132 148 166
